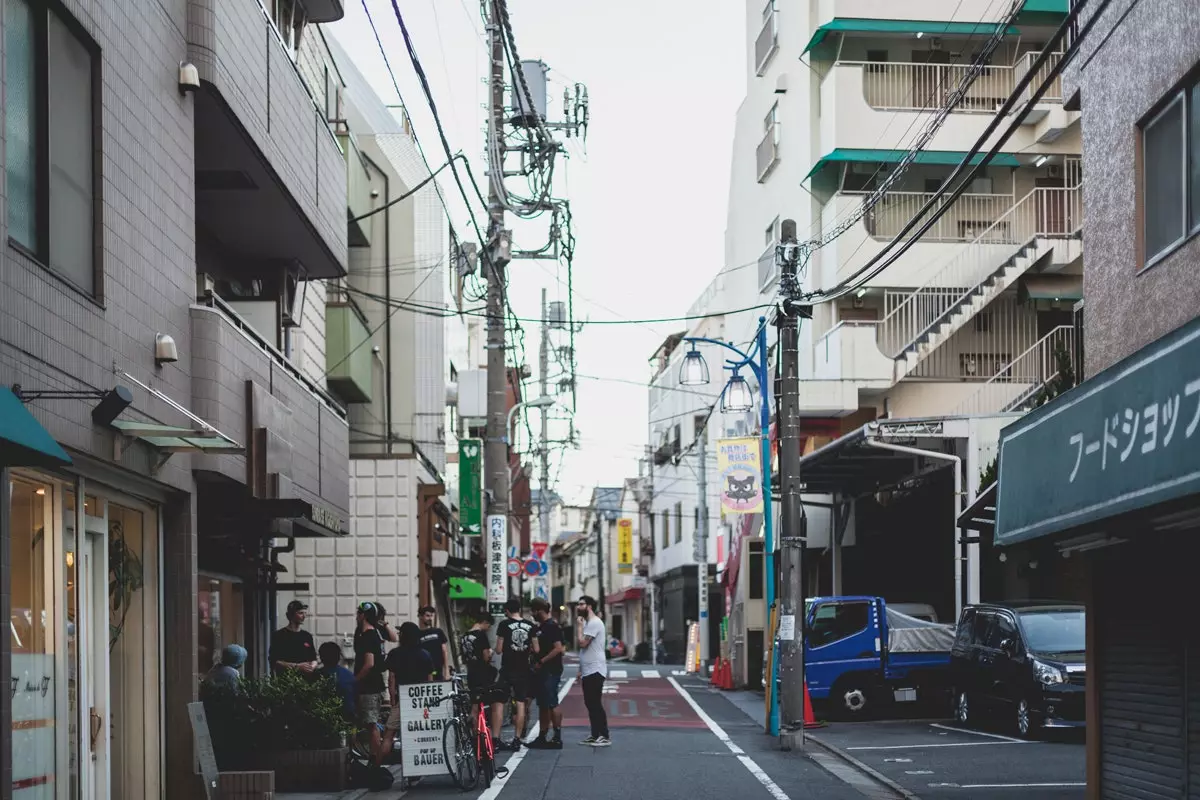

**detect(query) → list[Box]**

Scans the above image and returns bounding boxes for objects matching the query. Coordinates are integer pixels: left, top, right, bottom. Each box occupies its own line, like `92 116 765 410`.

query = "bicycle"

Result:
435 675 508 790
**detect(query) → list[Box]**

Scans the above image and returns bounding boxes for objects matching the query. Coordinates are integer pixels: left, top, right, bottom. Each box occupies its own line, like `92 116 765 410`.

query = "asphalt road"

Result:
810 719 1086 799
405 662 893 800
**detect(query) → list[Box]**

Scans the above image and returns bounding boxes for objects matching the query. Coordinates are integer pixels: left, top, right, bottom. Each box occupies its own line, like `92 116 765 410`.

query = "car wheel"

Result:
1015 697 1039 739
955 690 971 726
832 678 873 720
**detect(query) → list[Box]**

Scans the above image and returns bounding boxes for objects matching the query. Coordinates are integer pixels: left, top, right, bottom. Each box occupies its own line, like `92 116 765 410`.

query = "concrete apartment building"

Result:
649 0 1087 688
0 0 364 797
981 0 1200 795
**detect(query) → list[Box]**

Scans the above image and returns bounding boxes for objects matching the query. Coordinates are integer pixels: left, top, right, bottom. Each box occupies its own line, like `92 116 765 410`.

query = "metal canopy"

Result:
796 418 962 496
958 481 998 535
110 420 243 454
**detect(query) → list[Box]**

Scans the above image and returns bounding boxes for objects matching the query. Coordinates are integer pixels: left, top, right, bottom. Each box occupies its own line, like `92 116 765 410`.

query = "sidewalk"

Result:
274 765 405 800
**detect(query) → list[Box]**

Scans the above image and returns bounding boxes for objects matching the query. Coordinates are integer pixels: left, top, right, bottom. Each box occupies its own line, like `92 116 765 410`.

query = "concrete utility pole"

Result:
647 444 658 665
537 289 552 602
696 420 710 670
776 219 811 749
484 0 512 614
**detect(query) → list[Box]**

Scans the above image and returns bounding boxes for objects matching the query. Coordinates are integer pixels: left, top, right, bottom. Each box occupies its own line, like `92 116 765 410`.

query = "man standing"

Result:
417 605 451 680
527 598 565 749
495 597 537 751
353 602 387 762
575 596 610 746
270 600 318 675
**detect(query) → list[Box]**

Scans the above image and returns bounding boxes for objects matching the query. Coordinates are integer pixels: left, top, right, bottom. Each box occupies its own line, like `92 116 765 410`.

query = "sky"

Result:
328 1 747 504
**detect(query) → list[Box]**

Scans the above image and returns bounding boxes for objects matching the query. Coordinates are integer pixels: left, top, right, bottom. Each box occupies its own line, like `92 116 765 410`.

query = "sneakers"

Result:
578 736 598 746
578 735 612 747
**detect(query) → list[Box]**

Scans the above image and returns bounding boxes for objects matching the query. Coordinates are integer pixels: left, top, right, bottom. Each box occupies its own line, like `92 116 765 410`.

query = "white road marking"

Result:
905 771 934 775
963 783 1086 789
642 669 661 678
667 677 790 800
610 669 628 678
847 741 1026 751
479 675 576 800
671 670 687 676
929 723 1028 744
884 757 912 763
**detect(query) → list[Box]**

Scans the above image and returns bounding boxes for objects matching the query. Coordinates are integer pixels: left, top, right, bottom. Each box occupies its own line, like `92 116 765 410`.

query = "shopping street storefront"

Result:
993 314 1200 798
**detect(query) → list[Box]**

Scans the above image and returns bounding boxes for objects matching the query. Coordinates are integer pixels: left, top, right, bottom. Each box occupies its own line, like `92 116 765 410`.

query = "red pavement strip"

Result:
557 677 707 729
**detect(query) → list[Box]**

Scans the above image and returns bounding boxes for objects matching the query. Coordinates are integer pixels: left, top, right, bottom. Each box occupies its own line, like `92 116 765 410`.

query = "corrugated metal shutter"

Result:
1100 608 1185 799
1188 634 1200 799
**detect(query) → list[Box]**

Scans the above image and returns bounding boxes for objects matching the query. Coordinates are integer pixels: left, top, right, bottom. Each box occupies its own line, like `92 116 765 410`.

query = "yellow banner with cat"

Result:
717 437 763 514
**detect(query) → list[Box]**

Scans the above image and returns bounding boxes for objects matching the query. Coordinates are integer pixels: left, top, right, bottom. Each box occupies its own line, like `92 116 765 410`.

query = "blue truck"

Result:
776 596 956 719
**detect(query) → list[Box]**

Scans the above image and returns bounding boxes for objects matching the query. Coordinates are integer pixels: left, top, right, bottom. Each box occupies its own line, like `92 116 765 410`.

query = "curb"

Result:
806 733 922 800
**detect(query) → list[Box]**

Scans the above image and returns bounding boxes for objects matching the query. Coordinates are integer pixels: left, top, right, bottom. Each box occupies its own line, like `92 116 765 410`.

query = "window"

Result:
674 502 683 544
1141 81 1200 265
953 608 975 649
5 0 99 295
808 601 871 648
266 0 307 57
764 217 780 248
764 103 779 138
661 509 670 549
748 541 764 599
694 413 708 444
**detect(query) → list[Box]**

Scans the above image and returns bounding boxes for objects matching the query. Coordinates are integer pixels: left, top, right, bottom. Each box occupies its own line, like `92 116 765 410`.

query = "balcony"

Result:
754 10 778 76
339 132 375 246
953 325 1078 416
757 124 780 182
189 0 348 278
325 301 373 404
813 321 893 384
190 295 350 516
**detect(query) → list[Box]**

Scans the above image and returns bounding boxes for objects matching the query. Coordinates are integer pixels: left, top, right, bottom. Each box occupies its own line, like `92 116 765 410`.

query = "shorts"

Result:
499 670 529 704
537 672 562 710
524 671 538 701
356 692 383 729
468 680 508 706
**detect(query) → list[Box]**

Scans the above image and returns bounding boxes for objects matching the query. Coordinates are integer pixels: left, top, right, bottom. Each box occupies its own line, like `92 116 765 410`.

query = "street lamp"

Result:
679 318 779 737
506 395 557 443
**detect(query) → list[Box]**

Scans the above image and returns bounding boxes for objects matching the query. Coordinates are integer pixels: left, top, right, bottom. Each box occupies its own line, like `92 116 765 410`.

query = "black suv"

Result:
949 601 1086 738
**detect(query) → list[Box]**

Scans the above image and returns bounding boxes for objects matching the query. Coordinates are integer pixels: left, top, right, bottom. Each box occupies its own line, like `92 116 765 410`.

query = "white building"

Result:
658 0 1084 687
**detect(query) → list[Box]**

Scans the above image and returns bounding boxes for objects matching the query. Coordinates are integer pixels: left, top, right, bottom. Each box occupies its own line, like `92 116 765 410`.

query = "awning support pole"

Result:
864 440 964 622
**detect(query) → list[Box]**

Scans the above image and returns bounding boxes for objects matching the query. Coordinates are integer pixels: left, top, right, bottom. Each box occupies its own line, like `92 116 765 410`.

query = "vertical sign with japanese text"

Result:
617 518 634 575
458 439 482 535
717 437 764 514
487 514 507 613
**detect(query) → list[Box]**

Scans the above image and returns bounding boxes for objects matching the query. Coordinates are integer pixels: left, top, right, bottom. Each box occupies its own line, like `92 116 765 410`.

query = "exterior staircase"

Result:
876 186 1082 383
952 325 1078 416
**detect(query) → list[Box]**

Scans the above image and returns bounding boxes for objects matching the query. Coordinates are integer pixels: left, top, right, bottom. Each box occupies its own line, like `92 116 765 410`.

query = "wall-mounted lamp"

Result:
155 333 178 365
14 383 133 428
1035 155 1049 168
179 61 200 95
92 386 133 427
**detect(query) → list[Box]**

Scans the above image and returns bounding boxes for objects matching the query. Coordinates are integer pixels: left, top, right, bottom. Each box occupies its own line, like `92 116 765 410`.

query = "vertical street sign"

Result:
487 514 507 614
617 518 634 575
459 439 483 535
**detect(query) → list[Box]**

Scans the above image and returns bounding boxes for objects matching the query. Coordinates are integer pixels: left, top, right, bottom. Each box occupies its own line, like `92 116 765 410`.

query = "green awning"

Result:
0 387 71 468
804 18 1020 55
805 148 1023 181
448 577 486 601
1020 0 1068 14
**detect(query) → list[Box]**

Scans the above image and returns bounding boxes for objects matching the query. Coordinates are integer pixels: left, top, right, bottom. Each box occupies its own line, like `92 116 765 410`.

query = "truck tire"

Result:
830 676 875 720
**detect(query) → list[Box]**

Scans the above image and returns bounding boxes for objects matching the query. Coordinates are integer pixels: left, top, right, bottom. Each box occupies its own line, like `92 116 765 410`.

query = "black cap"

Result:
287 600 308 615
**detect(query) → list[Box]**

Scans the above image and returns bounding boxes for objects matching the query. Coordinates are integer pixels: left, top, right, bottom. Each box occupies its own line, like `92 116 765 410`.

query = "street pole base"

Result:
778 728 805 751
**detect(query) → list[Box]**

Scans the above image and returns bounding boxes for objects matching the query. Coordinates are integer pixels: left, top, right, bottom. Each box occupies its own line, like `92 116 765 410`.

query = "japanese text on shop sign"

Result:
1066 383 1198 482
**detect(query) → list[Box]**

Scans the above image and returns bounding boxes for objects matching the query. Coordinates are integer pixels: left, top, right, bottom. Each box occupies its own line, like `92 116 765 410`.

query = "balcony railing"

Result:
903 294 1039 381
755 11 778 76
851 54 1068 113
859 192 1017 243
757 124 780 181
953 325 1077 416
876 185 1082 360
1017 51 1064 103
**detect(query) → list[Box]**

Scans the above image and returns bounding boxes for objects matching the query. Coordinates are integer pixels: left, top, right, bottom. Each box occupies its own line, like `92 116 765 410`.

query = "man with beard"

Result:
526 598 565 748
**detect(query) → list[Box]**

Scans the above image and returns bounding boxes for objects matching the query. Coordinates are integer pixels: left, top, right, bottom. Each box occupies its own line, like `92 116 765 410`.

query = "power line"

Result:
348 154 468 223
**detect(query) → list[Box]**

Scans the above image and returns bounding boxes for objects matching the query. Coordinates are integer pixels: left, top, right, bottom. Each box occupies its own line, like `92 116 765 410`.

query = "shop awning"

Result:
110 420 243 455
804 18 1020 56
448 577 486 601
794 420 968 495
805 149 1023 181
0 387 72 468
605 586 644 605
958 481 998 535
995 315 1200 546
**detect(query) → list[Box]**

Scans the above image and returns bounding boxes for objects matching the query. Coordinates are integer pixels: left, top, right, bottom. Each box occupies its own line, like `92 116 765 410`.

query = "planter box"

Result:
218 771 274 800
261 747 348 793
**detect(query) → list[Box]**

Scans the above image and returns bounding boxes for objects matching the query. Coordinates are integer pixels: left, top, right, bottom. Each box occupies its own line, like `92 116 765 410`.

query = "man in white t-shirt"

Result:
574 596 610 746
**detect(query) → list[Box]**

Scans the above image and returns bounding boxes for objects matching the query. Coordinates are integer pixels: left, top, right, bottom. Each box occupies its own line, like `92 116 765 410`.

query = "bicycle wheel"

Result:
442 717 478 791
479 729 495 788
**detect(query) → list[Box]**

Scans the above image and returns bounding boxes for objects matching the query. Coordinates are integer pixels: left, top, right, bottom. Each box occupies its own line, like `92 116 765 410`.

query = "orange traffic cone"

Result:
722 659 734 690
710 657 722 686
802 682 824 729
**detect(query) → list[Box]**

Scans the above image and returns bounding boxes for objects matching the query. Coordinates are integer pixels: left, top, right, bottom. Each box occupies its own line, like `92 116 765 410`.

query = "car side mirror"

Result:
999 638 1016 654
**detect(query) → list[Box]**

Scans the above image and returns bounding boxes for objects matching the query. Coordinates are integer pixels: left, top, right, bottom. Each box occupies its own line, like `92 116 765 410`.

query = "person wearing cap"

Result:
271 600 318 675
203 643 248 694
353 601 388 762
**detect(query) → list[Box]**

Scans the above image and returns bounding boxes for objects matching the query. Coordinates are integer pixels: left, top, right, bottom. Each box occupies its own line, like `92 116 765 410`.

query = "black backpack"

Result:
348 759 395 792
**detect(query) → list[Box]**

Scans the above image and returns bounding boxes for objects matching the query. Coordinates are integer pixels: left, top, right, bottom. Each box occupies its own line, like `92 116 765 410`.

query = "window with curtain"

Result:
1141 79 1200 266
4 0 99 294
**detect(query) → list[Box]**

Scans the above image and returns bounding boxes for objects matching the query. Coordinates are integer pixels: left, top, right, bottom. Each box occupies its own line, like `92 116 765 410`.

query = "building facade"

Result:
987 0 1200 795
1 1 354 798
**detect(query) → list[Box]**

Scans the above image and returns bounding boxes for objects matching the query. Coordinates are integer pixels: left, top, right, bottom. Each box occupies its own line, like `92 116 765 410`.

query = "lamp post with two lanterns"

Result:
679 317 778 737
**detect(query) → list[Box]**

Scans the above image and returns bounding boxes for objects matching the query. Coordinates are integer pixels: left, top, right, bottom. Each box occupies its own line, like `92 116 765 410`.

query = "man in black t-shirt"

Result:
495 597 538 751
379 622 435 763
460 612 498 696
527 597 565 748
417 605 450 679
353 601 387 762
270 600 318 676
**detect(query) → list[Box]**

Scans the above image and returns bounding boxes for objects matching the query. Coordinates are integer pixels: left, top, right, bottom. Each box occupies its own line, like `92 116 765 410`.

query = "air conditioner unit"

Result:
1047 164 1062 178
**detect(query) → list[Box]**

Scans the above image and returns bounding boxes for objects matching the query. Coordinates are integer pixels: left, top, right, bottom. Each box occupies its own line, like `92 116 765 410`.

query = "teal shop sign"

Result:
996 317 1200 545
459 438 483 536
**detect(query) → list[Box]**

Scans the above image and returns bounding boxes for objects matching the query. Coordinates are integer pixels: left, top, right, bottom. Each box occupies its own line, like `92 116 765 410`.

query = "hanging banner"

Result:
487 515 507 613
717 437 764 514
458 439 483 535
616 518 634 575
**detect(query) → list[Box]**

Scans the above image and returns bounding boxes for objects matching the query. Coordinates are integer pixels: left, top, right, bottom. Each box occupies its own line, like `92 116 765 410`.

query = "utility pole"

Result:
595 515 605 619
484 0 512 615
537 288 551 603
696 422 710 671
646 444 658 665
776 219 810 749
